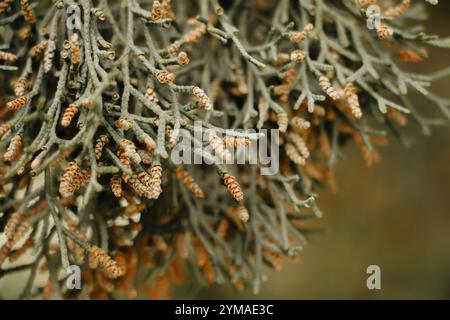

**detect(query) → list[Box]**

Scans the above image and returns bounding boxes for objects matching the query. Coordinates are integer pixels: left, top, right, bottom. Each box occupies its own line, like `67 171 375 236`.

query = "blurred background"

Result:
198 3 450 299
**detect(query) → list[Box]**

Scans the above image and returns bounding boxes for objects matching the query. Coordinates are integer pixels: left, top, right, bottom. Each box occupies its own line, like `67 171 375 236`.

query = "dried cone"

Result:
216 219 229 239
66 221 86 265
155 70 175 84
385 0 410 18
291 117 310 130
161 0 174 19
7 96 26 110
289 23 314 43
399 49 424 63
288 132 310 159
175 233 189 259
203 259 215 284
150 0 162 20
88 246 125 279
31 41 48 58
70 33 81 65
236 206 250 222
277 112 288 133
209 135 231 162
192 86 213 111
0 222 30 266
115 117 132 131
59 162 90 197
177 51 190 66
0 50 17 62
4 135 22 162
138 150 153 165
9 237 34 262
388 109 408 126
377 24 394 40
222 137 251 148
344 83 362 119
264 249 283 271
153 234 168 252
149 165 163 199
285 143 305 165
110 175 123 197
44 39 56 72
61 104 78 127
175 167 204 198
226 207 244 231
0 0 13 14
0 124 11 138
184 20 207 43
13 77 28 97
145 88 159 105
126 173 149 197
94 135 109 160
20 0 36 24
319 76 341 100
167 41 181 55
223 173 244 202
18 26 32 40
4 212 23 239
166 126 178 148
142 134 156 151
119 139 141 164
137 170 153 188
290 50 306 63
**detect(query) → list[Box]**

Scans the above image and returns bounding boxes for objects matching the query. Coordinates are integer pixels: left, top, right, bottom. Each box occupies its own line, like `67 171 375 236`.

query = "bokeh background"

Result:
197 3 450 299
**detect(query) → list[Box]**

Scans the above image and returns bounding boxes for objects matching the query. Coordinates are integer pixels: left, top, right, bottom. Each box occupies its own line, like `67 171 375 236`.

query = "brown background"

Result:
198 3 450 299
